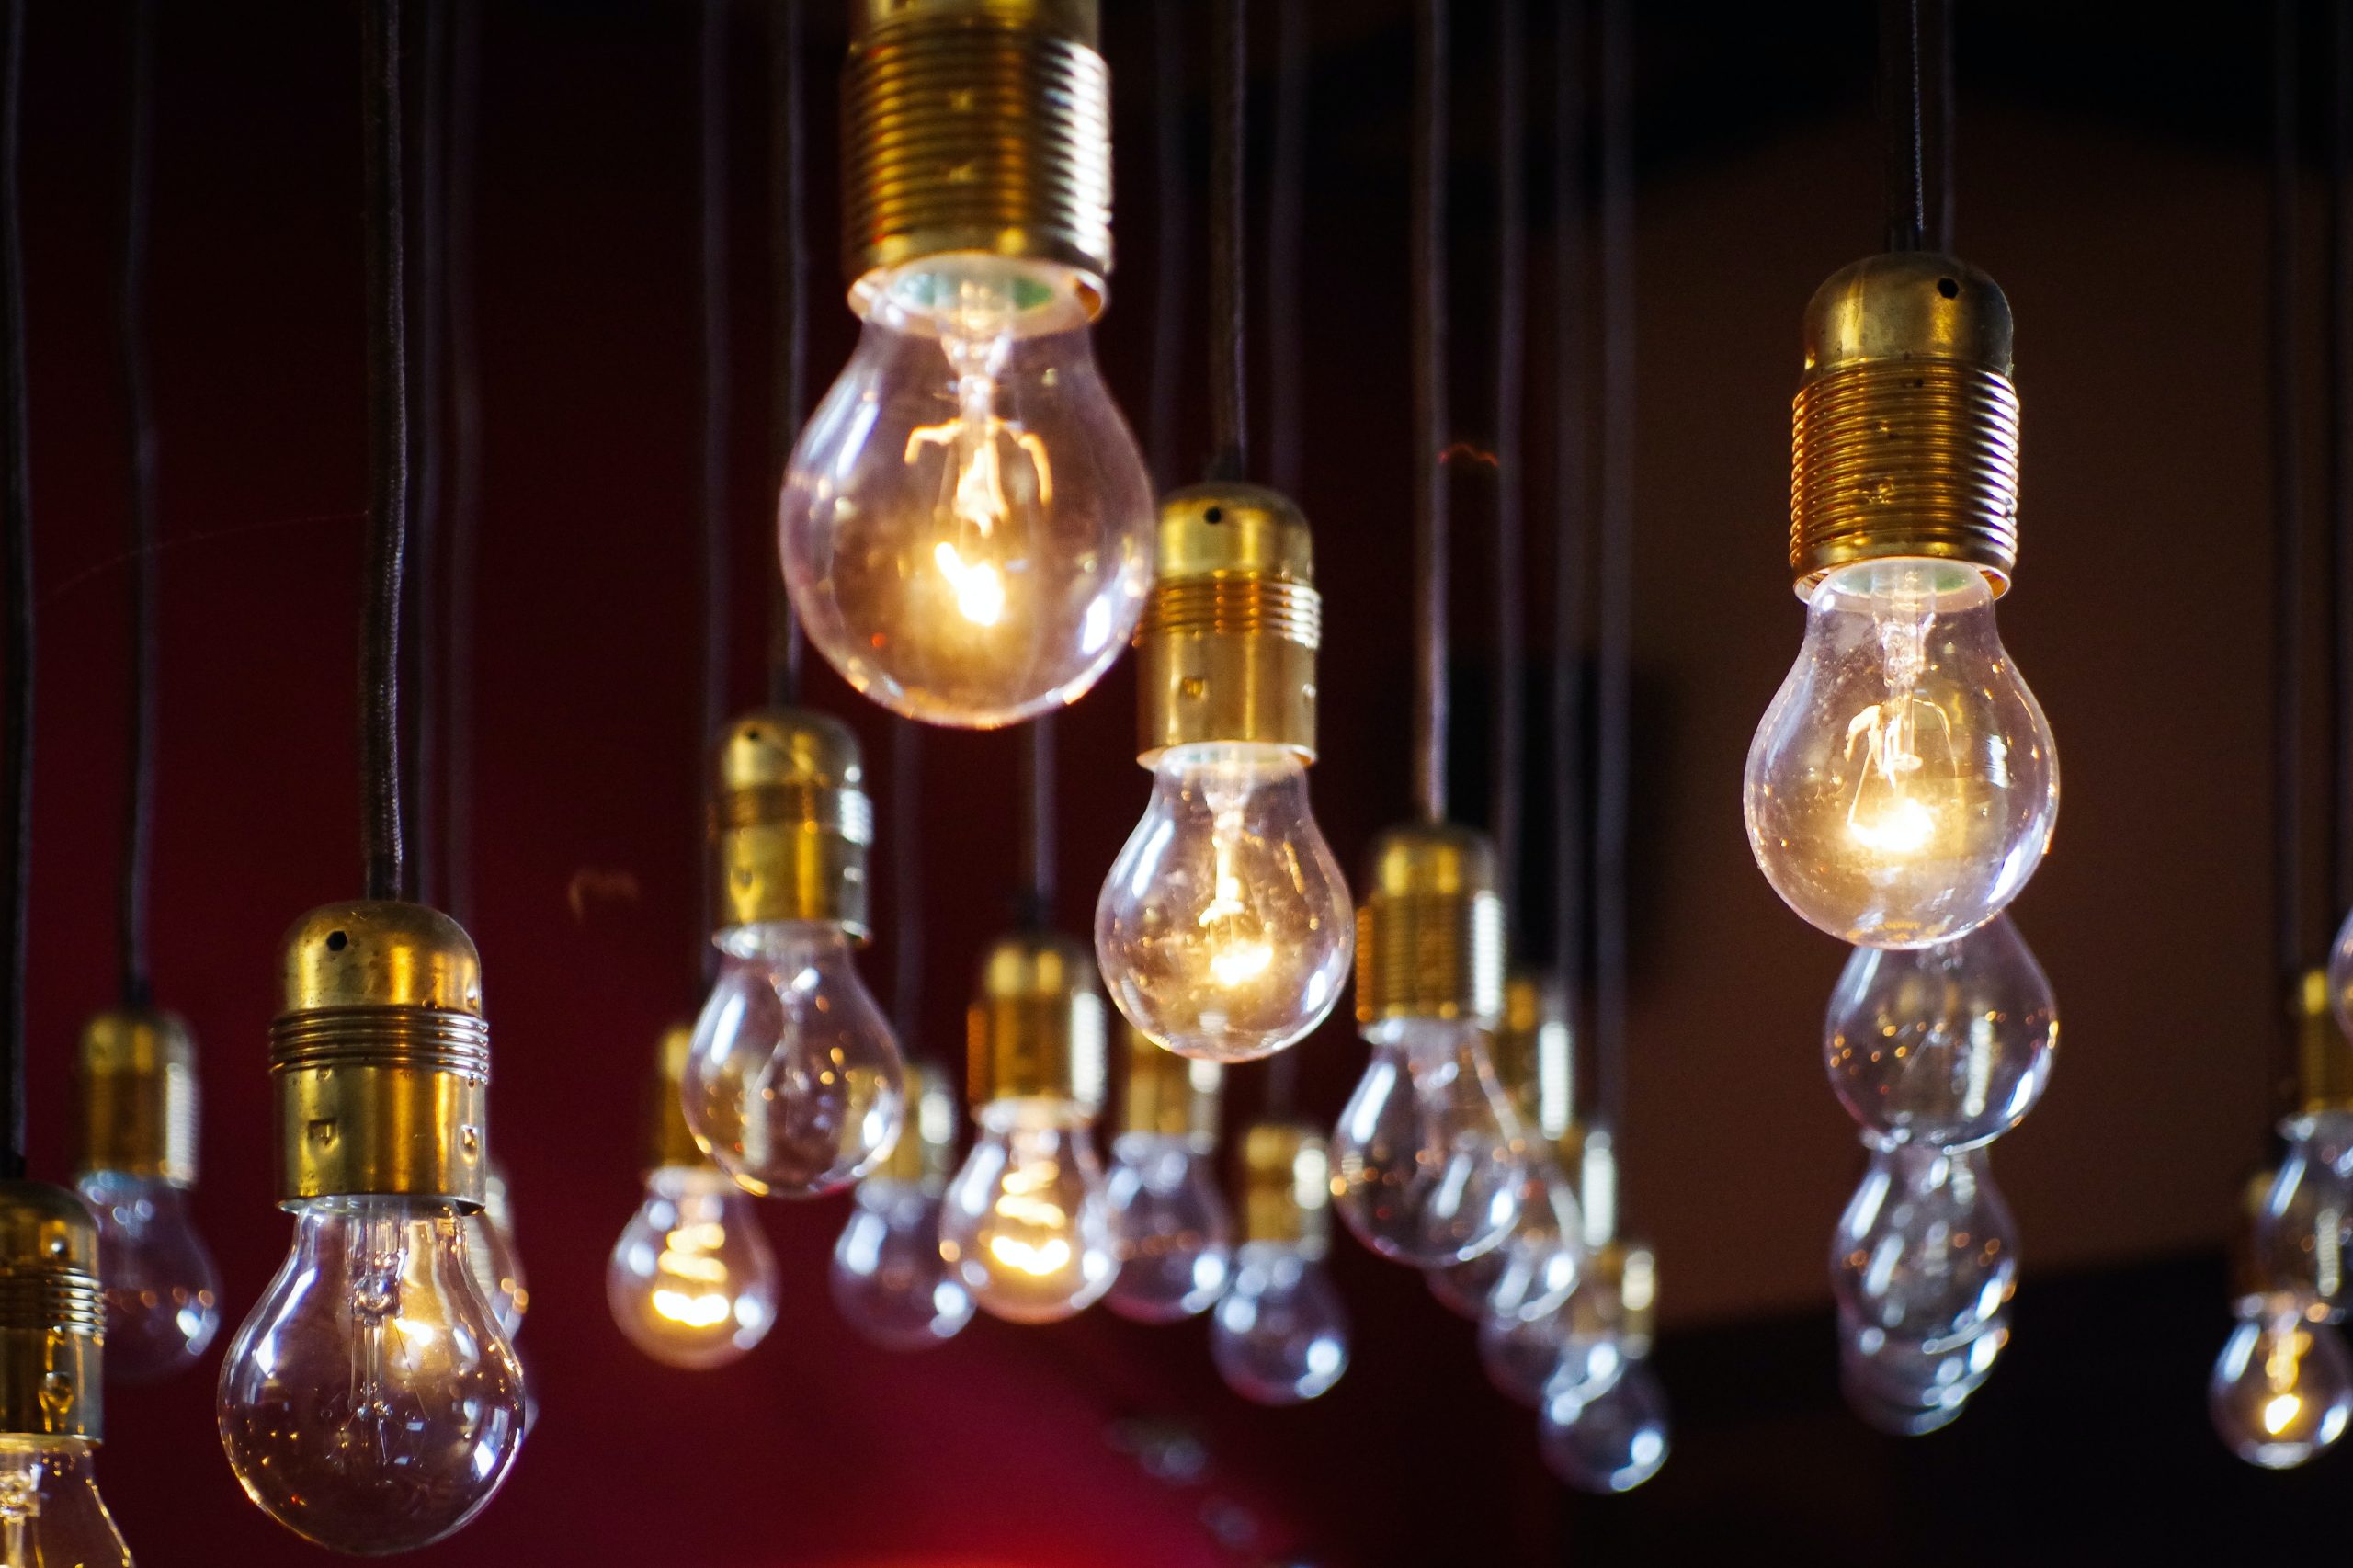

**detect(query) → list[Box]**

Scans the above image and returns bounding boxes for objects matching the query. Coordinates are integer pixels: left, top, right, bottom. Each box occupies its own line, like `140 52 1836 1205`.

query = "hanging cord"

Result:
1879 0 1927 253
1266 0 1306 497
2332 0 2353 914
1921 0 1952 253
1146 0 1187 493
117 0 158 1008
409 0 450 911
890 719 924 1050
767 0 806 707
1591 0 1631 1137
1490 0 1527 929
1017 717 1056 930
0 0 29 1179
444 0 482 929
1551 0 1589 1057
697 0 730 988
1205 0 1247 483
359 0 413 903
2274 0 2304 1004
1410 0 1451 824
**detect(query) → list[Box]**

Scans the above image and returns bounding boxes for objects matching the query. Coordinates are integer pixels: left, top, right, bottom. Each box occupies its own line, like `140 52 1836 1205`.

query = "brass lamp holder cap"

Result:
0 1181 104 1439
873 1060 960 1187
268 900 491 1210
2295 968 2353 1118
1354 823 1506 1028
1590 1238 1659 1358
1116 1022 1222 1149
1492 971 1574 1143
77 1006 198 1186
966 929 1108 1109
1237 1121 1330 1256
709 707 874 938
1136 483 1322 765
842 0 1112 297
644 1021 710 1173
1790 250 2020 596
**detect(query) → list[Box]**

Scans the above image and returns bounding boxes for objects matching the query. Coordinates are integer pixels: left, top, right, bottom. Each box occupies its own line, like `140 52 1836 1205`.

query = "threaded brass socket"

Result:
642 1021 710 1173
1354 823 1506 1028
709 708 873 937
873 1060 960 1187
77 1006 197 1186
1790 251 2020 596
1237 1121 1330 1256
1596 1239 1658 1358
269 901 491 1209
1492 971 1575 1143
966 929 1107 1108
2297 967 2353 1116
1135 483 1322 764
1578 1127 1620 1253
0 1181 104 1439
843 0 1112 297
1117 1022 1222 1148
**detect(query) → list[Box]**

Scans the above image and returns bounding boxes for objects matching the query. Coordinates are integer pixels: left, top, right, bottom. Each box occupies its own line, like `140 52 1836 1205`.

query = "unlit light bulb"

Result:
831 1177 972 1352
941 1101 1115 1323
1841 1311 2010 1436
1332 1019 1526 1267
1105 1131 1233 1324
1211 1241 1349 1405
2251 1110 2353 1311
2211 1301 2353 1469
1832 1142 2017 1354
0 1439 129 1567
608 1165 779 1369
1539 1356 1671 1494
74 1168 218 1382
1428 1158 1581 1323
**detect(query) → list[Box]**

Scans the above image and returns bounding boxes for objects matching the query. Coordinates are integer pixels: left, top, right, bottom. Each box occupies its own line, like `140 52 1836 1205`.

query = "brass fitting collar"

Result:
874 1061 960 1187
1136 483 1322 764
1493 971 1574 1142
843 0 1112 291
269 901 491 1209
1588 1238 1658 1358
1790 251 2020 596
1579 1128 1620 1254
1354 823 1506 1028
1237 1121 1330 1256
645 1022 710 1173
1117 1023 1222 1149
710 708 873 937
966 929 1107 1108
2297 968 2353 1117
0 1182 102 1439
77 1006 198 1186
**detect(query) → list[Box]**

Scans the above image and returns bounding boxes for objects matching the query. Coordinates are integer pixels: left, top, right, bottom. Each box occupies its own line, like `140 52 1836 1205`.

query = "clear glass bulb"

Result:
74 1168 219 1382
1539 1356 1670 1494
2330 905 2353 1037
1104 1132 1233 1324
1840 1311 2009 1436
464 1163 529 1339
2211 1301 2353 1468
1428 1157 1581 1322
830 1177 973 1351
1745 559 2058 949
1096 744 1352 1062
780 255 1154 728
2252 1110 2353 1311
1832 1142 2017 1353
681 922 905 1199
1332 1019 1527 1267
607 1165 779 1369
1824 915 2058 1150
1211 1241 1349 1405
940 1100 1116 1323
1497 1253 1631 1411
0 1438 130 1567
217 1197 527 1554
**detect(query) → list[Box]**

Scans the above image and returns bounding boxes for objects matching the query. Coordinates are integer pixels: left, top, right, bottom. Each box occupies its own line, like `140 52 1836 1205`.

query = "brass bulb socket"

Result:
843 0 1112 295
268 901 491 1210
1578 1128 1620 1254
709 708 873 937
2296 968 2353 1116
1492 971 1574 1142
1237 1121 1330 1256
1589 1238 1658 1358
76 1006 198 1186
1790 251 2020 595
0 1182 103 1440
1116 1022 1222 1148
965 929 1108 1109
1353 823 1506 1028
873 1060 960 1187
1136 483 1322 764
644 1021 710 1173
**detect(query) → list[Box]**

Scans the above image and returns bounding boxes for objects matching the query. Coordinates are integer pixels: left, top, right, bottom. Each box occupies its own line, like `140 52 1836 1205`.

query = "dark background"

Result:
8 1 2341 1562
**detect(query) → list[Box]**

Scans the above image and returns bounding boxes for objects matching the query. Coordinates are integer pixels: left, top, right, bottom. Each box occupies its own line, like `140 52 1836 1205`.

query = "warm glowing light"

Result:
2264 1392 2304 1437
931 543 1006 626
987 1234 1073 1278
653 1289 733 1329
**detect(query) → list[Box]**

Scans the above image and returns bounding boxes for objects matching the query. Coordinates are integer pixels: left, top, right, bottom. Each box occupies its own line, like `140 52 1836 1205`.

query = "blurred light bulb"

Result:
942 1100 1115 1324
1212 1241 1349 1405
1824 915 2057 1150
0 1439 130 1567
1333 1019 1526 1267
608 1165 779 1369
1840 1311 2009 1436
1105 1131 1233 1324
1832 1142 2017 1353
1096 744 1351 1062
681 921 905 1199
1428 1156 1581 1322
2253 1109 2353 1312
1745 559 2057 949
780 256 1153 728
2211 1301 2353 1469
465 1161 529 1338
1539 1355 1670 1494
218 1197 526 1554
1495 1233 1654 1412
831 1059 972 1351
74 1169 218 1382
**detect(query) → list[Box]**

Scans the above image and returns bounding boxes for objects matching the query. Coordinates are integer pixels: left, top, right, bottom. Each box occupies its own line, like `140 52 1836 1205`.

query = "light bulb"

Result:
2211 1301 2353 1468
781 256 1153 728
1539 1355 1670 1494
608 1165 779 1369
1494 1234 1654 1411
465 1161 529 1338
941 1100 1116 1324
1824 915 2057 1150
2331 906 2353 1037
831 1178 972 1352
1211 1241 1349 1405
1097 744 1350 1062
1428 1156 1581 1322
1840 1311 2009 1436
1105 1131 1233 1324
1745 559 2057 949
74 1169 218 1382
0 1439 130 1567
2253 1109 2353 1312
217 1197 527 1555
1832 1142 2016 1353
681 921 905 1198
1333 1019 1526 1267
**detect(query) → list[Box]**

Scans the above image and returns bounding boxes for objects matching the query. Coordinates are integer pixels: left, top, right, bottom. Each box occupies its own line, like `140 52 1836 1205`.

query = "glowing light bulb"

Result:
2211 1301 2353 1468
830 1062 972 1351
217 1197 526 1554
1333 1019 1526 1267
1745 559 2057 949
1833 1142 2017 1354
1539 1355 1670 1494
1104 1130 1233 1324
465 1161 529 1338
1428 1156 1581 1322
1840 1310 2010 1436
608 1165 779 1369
681 922 905 1199
780 256 1153 728
1824 915 2057 1150
1097 744 1351 1062
1212 1242 1349 1405
0 1439 130 1567
74 1169 217 1382
942 1100 1116 1324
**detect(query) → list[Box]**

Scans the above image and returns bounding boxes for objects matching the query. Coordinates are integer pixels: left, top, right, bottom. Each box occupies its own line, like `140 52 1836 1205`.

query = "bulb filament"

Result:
1843 599 1953 857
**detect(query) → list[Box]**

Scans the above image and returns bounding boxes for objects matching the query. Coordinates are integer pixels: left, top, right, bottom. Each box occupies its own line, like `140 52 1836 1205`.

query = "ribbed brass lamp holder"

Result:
643 1021 710 1172
0 1181 105 1438
873 1060 959 1187
843 0 1113 300
1790 251 2020 596
1492 971 1574 1143
966 929 1107 1108
709 708 873 938
1117 1022 1222 1149
77 1006 198 1186
1237 1121 1330 1256
2295 967 2353 1117
1136 483 1322 764
268 901 491 1210
1354 823 1506 1028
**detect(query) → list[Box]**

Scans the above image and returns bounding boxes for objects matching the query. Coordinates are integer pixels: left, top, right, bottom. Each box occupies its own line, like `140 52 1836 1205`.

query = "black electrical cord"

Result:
1880 0 1927 253
698 0 730 988
767 0 806 709
1411 0 1450 825
1551 0 1589 1060
118 0 158 1009
1592 0 1631 1138
1205 0 1247 483
1266 0 1307 499
891 719 924 1051
1922 0 1952 254
359 0 413 904
2275 0 2304 997
1491 0 1527 930
411 0 449 911
0 0 29 1180
1017 716 1056 930
2332 0 2353 915
445 0 482 930
1147 0 1187 494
